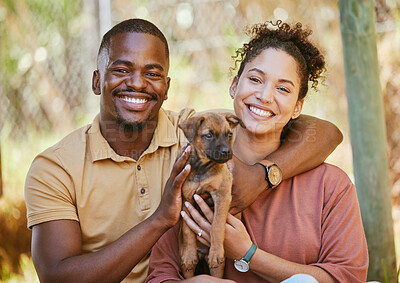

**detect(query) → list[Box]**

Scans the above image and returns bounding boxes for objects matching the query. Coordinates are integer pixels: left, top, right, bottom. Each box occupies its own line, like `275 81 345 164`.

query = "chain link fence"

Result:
0 0 399 195
0 0 399 279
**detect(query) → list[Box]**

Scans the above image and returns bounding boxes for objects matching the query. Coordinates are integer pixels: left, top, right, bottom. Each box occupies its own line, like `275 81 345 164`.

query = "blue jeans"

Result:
281 274 319 283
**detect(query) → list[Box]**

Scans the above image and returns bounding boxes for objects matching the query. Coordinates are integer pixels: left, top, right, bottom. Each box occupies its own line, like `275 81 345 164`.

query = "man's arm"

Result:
271 114 343 179
230 115 343 214
31 145 191 283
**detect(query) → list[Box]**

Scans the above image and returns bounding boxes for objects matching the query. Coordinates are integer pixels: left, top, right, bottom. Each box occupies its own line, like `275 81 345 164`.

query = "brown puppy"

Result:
178 112 244 278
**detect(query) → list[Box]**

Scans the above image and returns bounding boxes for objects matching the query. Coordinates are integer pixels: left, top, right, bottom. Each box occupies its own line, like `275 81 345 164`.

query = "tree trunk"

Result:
0 143 2 197
338 0 397 281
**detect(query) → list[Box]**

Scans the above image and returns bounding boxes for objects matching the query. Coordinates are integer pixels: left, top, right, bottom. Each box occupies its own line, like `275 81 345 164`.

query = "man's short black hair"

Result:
97 18 169 63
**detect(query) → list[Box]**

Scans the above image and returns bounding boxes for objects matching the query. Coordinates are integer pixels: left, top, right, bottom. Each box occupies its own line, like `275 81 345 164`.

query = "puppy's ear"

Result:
222 113 246 129
178 116 205 142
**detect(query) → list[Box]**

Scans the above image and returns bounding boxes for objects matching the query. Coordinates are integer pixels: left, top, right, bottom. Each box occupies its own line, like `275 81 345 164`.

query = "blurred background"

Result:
0 0 399 281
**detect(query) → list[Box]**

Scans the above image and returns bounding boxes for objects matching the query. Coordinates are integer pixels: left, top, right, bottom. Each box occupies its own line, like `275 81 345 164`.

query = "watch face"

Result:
268 165 282 186
234 259 249 272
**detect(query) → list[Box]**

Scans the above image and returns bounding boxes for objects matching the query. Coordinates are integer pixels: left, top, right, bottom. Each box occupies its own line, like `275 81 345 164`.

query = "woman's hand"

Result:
181 194 253 260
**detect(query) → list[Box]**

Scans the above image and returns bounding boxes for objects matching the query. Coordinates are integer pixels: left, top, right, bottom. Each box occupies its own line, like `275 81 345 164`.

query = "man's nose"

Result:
126 72 147 90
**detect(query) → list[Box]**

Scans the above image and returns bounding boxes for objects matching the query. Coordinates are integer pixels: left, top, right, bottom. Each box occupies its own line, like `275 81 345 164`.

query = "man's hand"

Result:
229 155 267 215
154 144 191 229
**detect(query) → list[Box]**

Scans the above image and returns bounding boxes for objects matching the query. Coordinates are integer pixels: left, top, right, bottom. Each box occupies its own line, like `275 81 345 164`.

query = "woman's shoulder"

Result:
291 163 355 198
300 163 352 182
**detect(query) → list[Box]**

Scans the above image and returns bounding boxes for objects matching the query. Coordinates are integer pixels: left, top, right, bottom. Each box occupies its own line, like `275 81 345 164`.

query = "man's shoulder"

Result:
37 123 92 164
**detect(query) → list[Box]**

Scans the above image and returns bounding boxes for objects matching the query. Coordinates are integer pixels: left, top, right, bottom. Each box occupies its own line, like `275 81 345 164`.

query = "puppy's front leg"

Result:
208 179 232 278
179 205 199 278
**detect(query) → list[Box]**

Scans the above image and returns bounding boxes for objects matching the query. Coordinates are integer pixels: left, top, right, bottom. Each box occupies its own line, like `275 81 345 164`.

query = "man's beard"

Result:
116 111 149 133
112 89 158 133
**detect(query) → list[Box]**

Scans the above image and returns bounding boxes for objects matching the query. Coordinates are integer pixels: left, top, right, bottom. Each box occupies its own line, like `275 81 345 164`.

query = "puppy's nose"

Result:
217 146 232 162
219 146 230 154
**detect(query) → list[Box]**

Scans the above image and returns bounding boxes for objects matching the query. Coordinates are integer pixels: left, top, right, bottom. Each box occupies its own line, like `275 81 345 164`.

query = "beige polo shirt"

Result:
24 107 195 282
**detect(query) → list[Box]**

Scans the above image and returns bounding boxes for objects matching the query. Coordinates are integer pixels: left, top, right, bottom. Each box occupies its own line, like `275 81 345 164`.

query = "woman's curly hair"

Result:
232 20 325 100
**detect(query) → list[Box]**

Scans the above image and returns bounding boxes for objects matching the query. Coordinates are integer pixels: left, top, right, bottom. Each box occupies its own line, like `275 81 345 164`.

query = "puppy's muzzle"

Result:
206 146 232 163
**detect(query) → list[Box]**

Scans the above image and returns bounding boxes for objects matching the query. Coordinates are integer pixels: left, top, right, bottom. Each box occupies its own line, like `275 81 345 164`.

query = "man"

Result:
25 19 342 282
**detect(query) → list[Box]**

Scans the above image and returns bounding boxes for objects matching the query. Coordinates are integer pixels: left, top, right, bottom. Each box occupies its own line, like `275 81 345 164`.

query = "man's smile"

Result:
120 96 148 104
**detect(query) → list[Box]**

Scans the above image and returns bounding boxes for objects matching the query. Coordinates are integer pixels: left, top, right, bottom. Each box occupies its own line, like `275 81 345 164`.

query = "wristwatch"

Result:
258 160 282 189
233 243 257 272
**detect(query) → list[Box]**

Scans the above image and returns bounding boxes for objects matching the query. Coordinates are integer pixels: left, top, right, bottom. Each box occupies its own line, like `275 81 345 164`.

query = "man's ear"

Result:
229 76 239 99
292 99 304 119
222 113 246 129
92 70 101 95
178 116 205 142
164 77 171 101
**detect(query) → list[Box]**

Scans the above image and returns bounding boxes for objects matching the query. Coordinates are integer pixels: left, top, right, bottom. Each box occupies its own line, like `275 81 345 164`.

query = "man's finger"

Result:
173 164 191 190
170 145 191 178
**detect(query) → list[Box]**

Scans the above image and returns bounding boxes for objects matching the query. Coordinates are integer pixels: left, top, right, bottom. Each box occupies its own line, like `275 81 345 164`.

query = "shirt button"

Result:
137 165 141 171
140 188 146 194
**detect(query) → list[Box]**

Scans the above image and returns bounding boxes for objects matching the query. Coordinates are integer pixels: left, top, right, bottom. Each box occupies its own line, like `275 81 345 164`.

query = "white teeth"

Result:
121 97 148 104
249 106 273 118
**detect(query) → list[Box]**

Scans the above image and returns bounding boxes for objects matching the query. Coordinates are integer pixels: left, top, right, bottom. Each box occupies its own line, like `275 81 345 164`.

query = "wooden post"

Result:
338 0 396 281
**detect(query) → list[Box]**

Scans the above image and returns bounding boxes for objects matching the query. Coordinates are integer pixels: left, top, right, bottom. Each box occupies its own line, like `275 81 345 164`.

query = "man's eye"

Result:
114 69 128 74
147 72 161 77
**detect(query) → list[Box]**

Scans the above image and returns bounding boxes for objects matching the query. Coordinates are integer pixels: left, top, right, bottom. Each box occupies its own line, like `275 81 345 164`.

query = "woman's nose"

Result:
256 85 274 104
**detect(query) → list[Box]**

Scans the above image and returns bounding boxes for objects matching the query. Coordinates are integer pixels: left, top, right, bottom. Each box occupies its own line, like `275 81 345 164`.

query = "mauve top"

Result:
146 163 368 283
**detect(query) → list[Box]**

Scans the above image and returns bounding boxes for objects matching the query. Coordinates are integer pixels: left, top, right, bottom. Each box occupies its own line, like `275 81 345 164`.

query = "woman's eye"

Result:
278 86 290 93
249 77 262 83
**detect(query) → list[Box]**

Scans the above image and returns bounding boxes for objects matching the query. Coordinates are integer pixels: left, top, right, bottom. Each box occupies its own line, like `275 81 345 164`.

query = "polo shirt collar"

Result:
142 108 178 155
88 108 178 162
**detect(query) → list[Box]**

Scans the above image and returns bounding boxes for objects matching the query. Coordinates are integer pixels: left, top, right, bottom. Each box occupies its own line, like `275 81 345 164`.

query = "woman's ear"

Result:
229 76 239 99
292 99 304 119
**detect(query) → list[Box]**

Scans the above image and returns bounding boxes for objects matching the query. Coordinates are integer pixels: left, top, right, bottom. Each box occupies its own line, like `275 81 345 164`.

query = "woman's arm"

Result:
182 195 335 283
230 115 343 214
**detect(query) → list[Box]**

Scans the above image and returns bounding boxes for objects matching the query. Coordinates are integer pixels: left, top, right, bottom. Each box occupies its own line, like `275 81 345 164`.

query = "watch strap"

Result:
257 159 276 168
242 243 257 263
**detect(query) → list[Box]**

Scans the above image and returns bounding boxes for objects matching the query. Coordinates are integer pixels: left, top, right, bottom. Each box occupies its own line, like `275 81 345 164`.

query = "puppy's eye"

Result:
202 133 213 139
227 131 233 138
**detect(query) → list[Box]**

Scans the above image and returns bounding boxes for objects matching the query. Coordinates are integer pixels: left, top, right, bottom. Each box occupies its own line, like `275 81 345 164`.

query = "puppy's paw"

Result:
208 246 225 269
181 263 196 278
209 246 225 278
209 262 225 278
180 250 199 279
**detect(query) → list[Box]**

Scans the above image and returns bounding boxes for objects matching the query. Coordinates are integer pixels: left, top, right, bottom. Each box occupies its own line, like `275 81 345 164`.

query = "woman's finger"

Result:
181 209 211 238
193 194 214 223
181 211 211 245
184 200 212 229
196 234 210 247
226 213 241 227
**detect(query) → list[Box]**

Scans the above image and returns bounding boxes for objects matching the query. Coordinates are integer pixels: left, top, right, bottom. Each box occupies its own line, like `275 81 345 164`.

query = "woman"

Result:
146 21 368 282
